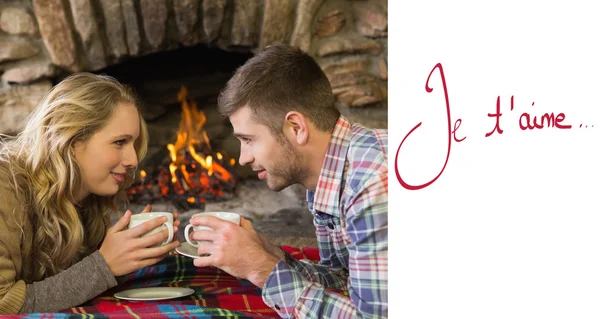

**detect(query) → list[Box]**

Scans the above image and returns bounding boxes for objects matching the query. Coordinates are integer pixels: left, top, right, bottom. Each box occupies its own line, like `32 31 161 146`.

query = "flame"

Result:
167 143 177 162
188 145 207 167
167 85 232 186
180 165 192 189
169 163 177 183
207 155 213 176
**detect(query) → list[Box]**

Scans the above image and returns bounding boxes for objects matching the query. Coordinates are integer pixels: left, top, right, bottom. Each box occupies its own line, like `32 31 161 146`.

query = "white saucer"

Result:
114 287 195 301
175 242 200 259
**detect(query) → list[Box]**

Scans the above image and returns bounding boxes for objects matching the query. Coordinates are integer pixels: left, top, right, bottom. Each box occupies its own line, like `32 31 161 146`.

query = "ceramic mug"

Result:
184 212 241 247
128 212 174 246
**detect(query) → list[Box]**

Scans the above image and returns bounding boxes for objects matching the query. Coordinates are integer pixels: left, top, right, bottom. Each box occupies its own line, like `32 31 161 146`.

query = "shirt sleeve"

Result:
261 174 388 318
1 219 118 314
20 250 118 313
281 249 349 289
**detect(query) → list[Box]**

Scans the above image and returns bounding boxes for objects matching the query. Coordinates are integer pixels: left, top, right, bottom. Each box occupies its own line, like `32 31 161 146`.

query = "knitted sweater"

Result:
0 165 117 314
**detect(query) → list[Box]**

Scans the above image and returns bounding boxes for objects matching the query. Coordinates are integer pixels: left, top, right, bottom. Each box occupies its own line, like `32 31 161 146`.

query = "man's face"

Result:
229 106 305 191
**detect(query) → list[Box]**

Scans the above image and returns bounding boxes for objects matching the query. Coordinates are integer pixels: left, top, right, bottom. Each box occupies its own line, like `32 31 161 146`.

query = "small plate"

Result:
176 242 200 259
114 287 195 301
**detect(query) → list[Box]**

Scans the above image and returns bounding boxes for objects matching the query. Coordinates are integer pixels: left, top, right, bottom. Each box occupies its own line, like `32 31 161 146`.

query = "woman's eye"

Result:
114 139 126 146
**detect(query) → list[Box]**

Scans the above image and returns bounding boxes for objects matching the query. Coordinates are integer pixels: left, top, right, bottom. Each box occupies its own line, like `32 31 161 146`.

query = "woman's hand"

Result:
99 210 181 276
139 204 181 229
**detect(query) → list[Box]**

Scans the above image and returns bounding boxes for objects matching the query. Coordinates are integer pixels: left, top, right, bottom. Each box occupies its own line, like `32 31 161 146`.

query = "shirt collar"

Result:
307 116 352 216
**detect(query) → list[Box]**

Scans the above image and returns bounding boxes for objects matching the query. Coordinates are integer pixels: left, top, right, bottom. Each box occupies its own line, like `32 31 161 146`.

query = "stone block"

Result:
203 0 227 42
290 0 324 52
259 0 294 49
0 7 37 36
0 38 39 63
315 10 345 38
140 0 168 49
32 0 79 70
317 36 383 57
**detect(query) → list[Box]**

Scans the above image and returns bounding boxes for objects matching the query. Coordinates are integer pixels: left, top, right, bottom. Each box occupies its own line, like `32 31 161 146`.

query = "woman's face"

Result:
73 102 141 201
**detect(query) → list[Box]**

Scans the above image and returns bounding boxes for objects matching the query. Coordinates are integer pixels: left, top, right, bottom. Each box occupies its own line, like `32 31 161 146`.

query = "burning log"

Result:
127 154 237 211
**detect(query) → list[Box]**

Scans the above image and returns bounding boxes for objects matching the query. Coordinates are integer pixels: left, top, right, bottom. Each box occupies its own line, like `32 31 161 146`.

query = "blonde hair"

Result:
0 72 148 280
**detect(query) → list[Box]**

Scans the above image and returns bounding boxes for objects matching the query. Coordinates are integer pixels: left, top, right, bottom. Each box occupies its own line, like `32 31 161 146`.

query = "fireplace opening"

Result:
93 45 254 211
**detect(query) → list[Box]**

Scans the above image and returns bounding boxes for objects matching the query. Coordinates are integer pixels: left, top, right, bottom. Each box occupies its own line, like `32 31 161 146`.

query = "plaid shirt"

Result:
262 116 388 318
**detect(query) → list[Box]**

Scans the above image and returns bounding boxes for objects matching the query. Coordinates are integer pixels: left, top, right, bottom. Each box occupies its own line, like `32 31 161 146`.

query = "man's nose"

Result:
238 147 253 166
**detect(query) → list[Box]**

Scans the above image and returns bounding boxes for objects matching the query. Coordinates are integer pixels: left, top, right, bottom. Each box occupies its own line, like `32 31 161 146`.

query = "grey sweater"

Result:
21 251 117 313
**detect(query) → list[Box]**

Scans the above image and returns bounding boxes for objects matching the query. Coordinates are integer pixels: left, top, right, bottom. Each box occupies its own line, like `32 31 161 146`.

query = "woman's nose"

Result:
123 145 138 168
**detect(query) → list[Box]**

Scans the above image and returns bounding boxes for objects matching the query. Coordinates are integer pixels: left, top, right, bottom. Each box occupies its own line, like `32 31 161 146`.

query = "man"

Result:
188 44 388 318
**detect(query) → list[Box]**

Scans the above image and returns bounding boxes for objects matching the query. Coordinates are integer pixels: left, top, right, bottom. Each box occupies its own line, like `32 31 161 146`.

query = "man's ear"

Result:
284 111 309 145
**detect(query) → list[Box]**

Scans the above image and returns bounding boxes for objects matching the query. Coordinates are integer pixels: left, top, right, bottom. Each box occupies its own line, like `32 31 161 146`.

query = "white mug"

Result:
184 212 241 247
128 212 174 246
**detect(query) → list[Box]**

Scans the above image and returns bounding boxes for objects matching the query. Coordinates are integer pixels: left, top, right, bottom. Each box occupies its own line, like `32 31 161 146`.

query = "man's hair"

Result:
0 72 148 281
218 44 340 135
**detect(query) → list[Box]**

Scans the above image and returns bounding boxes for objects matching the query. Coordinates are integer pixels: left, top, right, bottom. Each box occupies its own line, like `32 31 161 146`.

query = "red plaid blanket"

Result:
7 246 321 319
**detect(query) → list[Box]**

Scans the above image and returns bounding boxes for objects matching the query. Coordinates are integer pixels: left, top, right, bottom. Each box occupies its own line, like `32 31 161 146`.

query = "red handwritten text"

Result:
519 102 572 130
485 96 512 137
395 63 465 191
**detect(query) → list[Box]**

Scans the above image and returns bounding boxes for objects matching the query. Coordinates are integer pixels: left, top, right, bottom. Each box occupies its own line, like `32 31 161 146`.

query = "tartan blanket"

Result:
8 246 321 319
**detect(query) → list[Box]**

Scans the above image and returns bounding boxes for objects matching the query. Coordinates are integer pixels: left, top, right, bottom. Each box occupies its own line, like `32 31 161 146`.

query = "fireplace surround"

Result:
1 0 388 134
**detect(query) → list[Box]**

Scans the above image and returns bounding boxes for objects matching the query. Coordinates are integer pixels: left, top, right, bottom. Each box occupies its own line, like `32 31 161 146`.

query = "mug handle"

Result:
184 224 199 247
162 222 174 245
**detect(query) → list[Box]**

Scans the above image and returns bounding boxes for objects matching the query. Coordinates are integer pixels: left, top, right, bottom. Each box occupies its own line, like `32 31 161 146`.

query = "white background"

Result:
391 1 600 318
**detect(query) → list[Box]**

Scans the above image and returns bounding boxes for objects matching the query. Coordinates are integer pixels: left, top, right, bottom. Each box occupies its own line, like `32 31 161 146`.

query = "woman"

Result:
0 73 181 313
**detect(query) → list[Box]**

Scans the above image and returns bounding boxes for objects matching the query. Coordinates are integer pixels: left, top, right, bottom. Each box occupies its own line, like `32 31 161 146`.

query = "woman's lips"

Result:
111 172 125 183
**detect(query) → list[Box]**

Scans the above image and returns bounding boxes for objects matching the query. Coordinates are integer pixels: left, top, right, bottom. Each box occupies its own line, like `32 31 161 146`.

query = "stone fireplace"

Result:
0 0 387 245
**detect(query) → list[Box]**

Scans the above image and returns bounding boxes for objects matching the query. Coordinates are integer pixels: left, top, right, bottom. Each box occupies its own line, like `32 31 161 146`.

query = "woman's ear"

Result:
71 138 86 159
284 111 309 145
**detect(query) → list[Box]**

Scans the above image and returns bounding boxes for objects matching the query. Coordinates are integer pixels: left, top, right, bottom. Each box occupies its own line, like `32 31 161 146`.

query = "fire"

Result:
165 86 232 184
127 85 238 210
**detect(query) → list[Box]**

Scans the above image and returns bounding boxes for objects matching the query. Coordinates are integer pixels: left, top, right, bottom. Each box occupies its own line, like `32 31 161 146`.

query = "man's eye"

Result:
242 138 251 144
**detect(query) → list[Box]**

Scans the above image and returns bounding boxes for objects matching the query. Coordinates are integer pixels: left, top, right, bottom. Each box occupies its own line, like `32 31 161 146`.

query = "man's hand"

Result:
257 232 285 261
190 216 280 288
